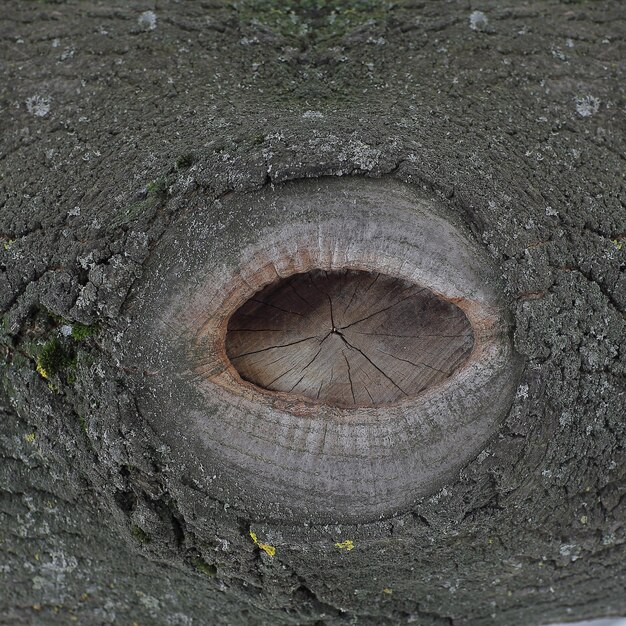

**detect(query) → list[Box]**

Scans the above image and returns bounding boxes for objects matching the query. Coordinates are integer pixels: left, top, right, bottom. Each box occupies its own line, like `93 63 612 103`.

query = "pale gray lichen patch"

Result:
469 10 488 32
25 95 51 117
138 11 157 32
575 95 600 118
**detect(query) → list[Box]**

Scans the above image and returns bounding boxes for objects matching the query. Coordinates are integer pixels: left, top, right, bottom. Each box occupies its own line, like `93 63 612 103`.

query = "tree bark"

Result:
0 1 624 625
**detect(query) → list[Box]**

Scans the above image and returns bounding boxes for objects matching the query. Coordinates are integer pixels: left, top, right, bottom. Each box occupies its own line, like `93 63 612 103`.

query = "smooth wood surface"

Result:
226 270 474 406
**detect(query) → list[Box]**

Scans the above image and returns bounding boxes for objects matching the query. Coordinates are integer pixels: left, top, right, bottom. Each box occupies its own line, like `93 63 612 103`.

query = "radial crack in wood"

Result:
226 269 474 407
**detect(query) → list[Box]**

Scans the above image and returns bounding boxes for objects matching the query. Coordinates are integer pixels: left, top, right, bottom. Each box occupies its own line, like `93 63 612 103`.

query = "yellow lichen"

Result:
24 433 36 443
383 588 393 595
36 361 48 379
334 539 354 551
258 543 276 557
249 530 276 557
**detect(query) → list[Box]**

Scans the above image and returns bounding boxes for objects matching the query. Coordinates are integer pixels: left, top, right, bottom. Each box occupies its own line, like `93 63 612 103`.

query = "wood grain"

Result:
226 269 474 406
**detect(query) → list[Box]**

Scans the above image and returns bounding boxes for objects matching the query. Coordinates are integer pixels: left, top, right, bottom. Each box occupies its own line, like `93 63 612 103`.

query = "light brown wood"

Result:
226 269 474 407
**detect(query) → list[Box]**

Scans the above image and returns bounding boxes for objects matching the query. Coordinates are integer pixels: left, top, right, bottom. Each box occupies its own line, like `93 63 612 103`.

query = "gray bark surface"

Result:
0 1 624 625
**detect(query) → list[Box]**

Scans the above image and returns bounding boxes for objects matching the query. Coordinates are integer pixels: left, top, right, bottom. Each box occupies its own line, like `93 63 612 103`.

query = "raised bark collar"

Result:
125 177 523 522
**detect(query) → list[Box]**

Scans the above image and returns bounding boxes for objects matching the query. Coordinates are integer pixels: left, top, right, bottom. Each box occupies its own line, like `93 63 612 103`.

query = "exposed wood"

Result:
144 178 520 523
226 269 474 406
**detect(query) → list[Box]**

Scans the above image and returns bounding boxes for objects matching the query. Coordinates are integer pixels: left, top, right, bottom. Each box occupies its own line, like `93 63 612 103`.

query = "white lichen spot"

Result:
302 110 324 119
138 11 157 32
216 538 230 552
545 206 558 217
68 206 81 217
516 384 529 399
476 449 490 463
51 38 60 48
602 532 615 545
167 613 193 626
559 543 580 561
552 48 566 61
25 95 51 118
575 95 600 118
60 325 73 337
347 140 381 171
559 411 573 427
469 11 488 32
566 38 574 48
137 591 160 611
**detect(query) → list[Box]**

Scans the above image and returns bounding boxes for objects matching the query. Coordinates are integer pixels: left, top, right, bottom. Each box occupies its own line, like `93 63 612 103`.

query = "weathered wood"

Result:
226 269 473 406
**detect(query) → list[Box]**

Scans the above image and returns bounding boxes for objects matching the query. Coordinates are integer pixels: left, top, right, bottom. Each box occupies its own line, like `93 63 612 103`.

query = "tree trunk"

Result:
1 1 624 625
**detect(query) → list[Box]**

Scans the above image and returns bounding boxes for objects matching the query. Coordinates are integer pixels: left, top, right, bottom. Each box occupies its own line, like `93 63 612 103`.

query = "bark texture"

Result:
0 1 625 625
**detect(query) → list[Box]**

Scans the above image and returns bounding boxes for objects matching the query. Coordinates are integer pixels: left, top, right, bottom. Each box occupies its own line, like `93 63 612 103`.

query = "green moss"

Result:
9 310 93 386
146 176 169 195
0 316 9 348
235 0 391 42
10 352 29 369
130 525 152 544
71 323 97 341
36 338 76 381
175 153 194 170
110 197 158 229
77 413 88 434
192 556 217 577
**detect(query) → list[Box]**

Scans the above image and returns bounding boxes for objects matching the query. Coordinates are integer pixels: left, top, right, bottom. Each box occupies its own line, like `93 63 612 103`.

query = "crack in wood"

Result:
225 269 474 407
